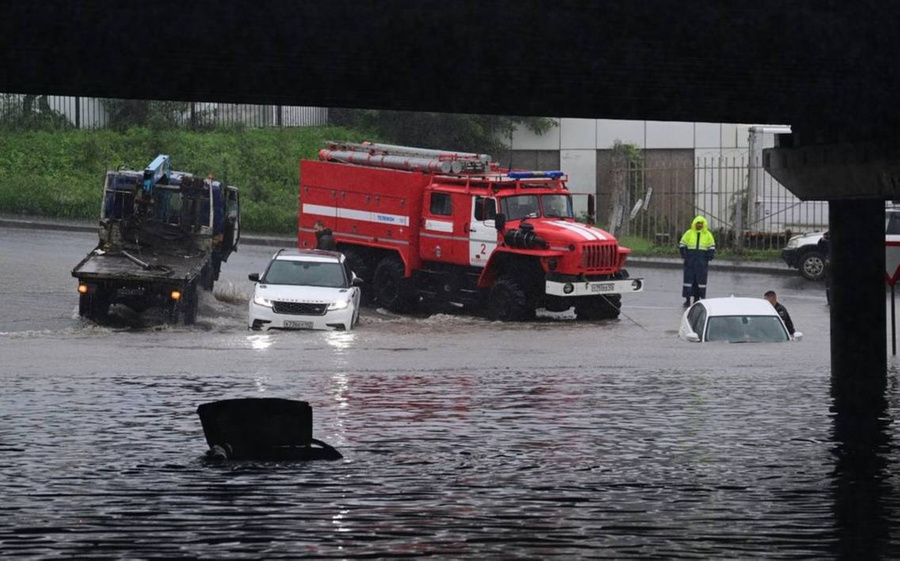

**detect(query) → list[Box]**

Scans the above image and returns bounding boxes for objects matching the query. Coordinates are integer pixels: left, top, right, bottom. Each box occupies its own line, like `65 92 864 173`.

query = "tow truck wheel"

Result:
200 265 215 291
575 294 621 320
489 275 533 321
182 282 199 325
373 257 416 312
79 287 109 322
78 292 92 318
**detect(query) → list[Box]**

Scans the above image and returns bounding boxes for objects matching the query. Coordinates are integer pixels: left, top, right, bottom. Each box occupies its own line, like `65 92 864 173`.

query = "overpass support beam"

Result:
829 199 886 411
764 138 896 403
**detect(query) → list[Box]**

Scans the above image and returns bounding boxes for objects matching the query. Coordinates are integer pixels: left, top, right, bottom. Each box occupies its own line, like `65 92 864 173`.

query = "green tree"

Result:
101 99 190 131
329 110 553 156
0 94 72 131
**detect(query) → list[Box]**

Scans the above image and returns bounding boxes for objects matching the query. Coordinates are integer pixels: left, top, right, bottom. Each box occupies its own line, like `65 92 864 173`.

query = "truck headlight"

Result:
632 279 643 290
253 294 273 308
563 283 574 294
328 299 350 311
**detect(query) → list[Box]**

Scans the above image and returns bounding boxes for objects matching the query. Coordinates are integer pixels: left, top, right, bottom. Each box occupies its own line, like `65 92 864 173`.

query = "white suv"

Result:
248 249 361 331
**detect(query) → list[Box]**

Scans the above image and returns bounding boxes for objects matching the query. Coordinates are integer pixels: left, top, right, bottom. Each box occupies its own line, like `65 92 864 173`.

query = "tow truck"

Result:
72 155 240 324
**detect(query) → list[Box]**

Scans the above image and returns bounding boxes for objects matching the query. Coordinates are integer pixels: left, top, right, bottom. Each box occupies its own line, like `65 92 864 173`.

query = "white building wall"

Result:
511 118 828 234
510 119 560 150
645 121 694 149
559 149 597 216
559 118 596 149
596 119 644 148
694 123 721 151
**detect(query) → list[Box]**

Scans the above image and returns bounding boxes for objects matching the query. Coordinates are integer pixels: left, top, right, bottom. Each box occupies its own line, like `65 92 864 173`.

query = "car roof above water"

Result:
697 297 778 317
273 248 344 263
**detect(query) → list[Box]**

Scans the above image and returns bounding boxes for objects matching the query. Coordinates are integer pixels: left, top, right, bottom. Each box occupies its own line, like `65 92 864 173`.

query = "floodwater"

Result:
2 227 899 558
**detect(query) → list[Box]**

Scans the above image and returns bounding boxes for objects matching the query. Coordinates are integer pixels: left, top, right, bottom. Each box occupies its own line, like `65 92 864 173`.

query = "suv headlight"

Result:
785 237 801 249
253 294 273 308
328 299 350 311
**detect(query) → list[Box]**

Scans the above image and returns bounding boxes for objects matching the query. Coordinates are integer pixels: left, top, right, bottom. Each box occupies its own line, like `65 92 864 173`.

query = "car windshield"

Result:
542 194 574 218
500 194 573 220
705 315 789 343
263 260 347 288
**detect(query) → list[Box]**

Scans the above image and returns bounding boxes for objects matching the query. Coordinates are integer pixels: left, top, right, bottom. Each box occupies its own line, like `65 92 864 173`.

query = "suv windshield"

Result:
501 194 573 220
705 315 788 343
263 260 347 288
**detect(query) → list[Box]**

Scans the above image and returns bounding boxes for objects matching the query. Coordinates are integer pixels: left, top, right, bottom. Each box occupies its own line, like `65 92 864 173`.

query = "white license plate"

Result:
590 283 615 293
283 320 313 329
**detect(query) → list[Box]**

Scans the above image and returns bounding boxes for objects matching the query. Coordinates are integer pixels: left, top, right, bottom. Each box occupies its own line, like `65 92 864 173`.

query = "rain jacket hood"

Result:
680 216 715 251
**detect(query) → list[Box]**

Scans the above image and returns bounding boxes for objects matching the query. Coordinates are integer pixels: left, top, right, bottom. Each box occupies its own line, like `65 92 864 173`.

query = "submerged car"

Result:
678 297 802 343
248 249 361 331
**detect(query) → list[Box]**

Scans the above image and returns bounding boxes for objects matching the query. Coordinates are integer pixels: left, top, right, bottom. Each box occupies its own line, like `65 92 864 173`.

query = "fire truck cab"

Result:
299 141 642 321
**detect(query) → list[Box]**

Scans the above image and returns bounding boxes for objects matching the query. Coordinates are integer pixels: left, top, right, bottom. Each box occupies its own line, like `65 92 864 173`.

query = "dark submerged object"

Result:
197 398 342 461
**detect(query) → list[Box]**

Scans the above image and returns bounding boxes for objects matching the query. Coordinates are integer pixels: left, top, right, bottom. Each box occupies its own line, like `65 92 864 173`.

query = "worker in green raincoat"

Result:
679 216 716 307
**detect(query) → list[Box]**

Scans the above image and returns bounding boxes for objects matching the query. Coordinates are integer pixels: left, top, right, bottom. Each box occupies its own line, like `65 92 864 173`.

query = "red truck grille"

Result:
582 243 618 270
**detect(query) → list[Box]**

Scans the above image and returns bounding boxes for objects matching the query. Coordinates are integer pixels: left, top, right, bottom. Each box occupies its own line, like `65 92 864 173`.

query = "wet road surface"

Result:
2 227 898 558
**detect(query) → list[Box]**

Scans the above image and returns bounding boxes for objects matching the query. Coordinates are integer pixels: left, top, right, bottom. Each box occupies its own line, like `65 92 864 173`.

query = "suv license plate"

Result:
590 283 615 293
284 321 313 329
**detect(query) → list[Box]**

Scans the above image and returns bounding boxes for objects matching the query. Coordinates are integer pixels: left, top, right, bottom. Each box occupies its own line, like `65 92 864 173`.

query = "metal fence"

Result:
603 156 829 252
0 93 329 130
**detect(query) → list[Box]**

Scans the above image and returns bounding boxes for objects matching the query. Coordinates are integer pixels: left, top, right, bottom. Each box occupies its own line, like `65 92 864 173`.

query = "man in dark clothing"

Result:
314 221 337 251
818 231 831 306
764 290 795 336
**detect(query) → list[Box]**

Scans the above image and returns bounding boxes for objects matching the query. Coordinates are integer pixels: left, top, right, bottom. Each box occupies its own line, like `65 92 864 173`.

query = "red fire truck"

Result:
298 141 642 320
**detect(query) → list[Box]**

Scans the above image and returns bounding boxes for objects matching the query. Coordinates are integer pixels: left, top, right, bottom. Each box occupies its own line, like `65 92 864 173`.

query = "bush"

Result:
0 126 369 233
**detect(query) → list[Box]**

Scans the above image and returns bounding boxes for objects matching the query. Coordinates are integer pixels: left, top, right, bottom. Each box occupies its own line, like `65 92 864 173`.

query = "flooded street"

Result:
2 227 899 558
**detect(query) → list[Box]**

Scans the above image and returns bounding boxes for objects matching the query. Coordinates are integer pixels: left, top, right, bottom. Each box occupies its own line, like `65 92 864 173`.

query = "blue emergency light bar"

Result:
143 154 171 193
507 170 564 179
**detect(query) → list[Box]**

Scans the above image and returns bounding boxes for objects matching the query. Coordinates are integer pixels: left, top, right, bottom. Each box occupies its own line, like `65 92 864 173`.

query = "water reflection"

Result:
324 330 355 351
830 370 895 559
247 333 273 351
331 372 350 409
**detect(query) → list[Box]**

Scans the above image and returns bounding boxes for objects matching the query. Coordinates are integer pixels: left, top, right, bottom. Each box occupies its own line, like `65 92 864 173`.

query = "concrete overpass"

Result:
2 0 899 404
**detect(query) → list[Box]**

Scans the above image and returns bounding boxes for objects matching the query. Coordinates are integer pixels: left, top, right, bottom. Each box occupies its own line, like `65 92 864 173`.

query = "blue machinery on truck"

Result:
143 154 171 194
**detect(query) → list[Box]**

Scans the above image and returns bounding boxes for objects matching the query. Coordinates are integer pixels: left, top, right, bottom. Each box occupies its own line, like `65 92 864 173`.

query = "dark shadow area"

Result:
830 382 895 558
2 2 900 132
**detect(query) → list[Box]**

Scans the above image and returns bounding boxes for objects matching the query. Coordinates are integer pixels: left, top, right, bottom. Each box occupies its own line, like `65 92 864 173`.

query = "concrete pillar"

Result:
830 199 886 412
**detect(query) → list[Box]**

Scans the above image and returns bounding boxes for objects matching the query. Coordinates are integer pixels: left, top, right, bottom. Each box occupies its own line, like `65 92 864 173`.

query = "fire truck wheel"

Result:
575 294 621 320
489 275 534 321
374 257 416 312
